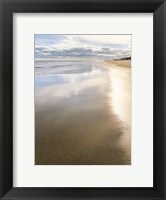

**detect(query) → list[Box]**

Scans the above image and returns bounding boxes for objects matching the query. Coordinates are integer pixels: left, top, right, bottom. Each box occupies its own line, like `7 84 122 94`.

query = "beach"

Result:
35 59 131 165
106 60 131 68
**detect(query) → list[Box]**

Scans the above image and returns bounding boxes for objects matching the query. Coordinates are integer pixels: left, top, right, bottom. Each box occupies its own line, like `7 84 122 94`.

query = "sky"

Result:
35 35 131 60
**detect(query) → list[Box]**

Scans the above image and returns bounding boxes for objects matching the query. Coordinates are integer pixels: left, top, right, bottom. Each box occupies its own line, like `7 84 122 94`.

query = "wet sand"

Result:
35 60 131 165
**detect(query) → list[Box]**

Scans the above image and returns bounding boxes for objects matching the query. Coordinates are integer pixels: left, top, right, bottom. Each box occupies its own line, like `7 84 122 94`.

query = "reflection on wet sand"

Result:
35 60 131 165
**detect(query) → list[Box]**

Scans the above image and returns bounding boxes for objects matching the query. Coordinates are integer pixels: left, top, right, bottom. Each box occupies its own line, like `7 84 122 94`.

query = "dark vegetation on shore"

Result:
113 57 131 61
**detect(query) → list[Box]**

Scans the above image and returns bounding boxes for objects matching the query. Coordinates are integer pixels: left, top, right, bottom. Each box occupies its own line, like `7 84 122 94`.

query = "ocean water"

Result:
35 59 101 88
35 59 131 165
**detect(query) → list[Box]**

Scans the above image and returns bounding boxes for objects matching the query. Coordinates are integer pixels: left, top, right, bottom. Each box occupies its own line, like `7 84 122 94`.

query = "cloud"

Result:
75 35 131 46
35 35 131 59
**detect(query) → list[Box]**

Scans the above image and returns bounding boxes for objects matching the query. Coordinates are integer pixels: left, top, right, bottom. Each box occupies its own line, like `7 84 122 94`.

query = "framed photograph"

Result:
0 0 166 199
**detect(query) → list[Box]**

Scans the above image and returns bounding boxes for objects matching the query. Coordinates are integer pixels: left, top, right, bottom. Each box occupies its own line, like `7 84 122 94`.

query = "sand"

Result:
35 60 131 165
106 60 131 68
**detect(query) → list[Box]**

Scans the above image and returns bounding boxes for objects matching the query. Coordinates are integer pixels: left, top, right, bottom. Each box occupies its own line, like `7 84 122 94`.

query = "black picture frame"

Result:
0 0 166 199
